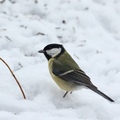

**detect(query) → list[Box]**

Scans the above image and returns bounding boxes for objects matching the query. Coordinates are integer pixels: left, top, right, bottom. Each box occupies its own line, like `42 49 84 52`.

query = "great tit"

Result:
38 43 114 102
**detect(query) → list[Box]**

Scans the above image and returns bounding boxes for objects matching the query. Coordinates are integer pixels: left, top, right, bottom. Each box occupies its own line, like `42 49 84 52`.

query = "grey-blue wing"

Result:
58 69 93 87
52 59 92 87
52 60 114 102
58 69 114 102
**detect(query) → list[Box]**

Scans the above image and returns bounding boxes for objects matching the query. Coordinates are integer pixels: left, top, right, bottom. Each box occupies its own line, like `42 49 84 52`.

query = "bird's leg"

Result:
70 91 72 94
63 91 68 98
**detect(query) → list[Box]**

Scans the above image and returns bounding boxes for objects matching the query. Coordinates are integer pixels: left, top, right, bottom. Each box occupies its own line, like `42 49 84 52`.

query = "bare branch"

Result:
0 58 26 99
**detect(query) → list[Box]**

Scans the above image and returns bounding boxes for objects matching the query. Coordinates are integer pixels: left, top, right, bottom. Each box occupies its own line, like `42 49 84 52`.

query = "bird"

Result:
38 43 114 102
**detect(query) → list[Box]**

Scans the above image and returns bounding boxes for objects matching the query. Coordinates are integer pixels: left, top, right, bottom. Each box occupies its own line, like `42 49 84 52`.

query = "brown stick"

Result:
0 58 26 99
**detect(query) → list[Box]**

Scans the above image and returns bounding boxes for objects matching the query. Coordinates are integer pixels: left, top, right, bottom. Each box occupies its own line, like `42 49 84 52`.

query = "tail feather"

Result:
87 85 114 102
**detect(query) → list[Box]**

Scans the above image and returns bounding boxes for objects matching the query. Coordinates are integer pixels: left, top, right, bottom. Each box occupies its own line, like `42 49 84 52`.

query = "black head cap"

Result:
38 43 65 60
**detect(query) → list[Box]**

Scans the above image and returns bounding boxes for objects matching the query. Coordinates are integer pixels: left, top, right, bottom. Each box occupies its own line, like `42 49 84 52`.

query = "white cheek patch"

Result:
46 48 62 57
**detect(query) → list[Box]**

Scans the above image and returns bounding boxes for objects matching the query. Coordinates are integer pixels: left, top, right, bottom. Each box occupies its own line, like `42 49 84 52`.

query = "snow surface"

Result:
0 0 120 120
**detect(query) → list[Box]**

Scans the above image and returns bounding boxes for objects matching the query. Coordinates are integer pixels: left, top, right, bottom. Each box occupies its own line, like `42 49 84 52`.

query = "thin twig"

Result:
0 58 26 99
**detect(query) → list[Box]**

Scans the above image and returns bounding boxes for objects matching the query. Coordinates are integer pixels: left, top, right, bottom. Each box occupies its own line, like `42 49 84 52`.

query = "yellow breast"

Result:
48 58 77 92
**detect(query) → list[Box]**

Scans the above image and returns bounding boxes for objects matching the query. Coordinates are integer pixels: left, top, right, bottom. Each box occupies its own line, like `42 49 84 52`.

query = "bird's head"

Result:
38 43 65 60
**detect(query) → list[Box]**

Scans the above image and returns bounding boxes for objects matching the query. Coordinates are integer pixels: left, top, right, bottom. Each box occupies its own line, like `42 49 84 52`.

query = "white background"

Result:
0 0 120 119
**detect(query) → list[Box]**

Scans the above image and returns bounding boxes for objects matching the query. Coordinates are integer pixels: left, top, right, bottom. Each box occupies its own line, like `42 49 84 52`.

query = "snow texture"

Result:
0 0 120 120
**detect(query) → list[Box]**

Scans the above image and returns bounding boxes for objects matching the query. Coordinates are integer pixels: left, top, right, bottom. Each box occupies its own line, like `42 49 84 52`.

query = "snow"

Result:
0 0 120 119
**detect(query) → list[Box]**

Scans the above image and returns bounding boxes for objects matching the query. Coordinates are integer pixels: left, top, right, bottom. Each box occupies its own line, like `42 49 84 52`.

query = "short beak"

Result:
38 50 45 53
